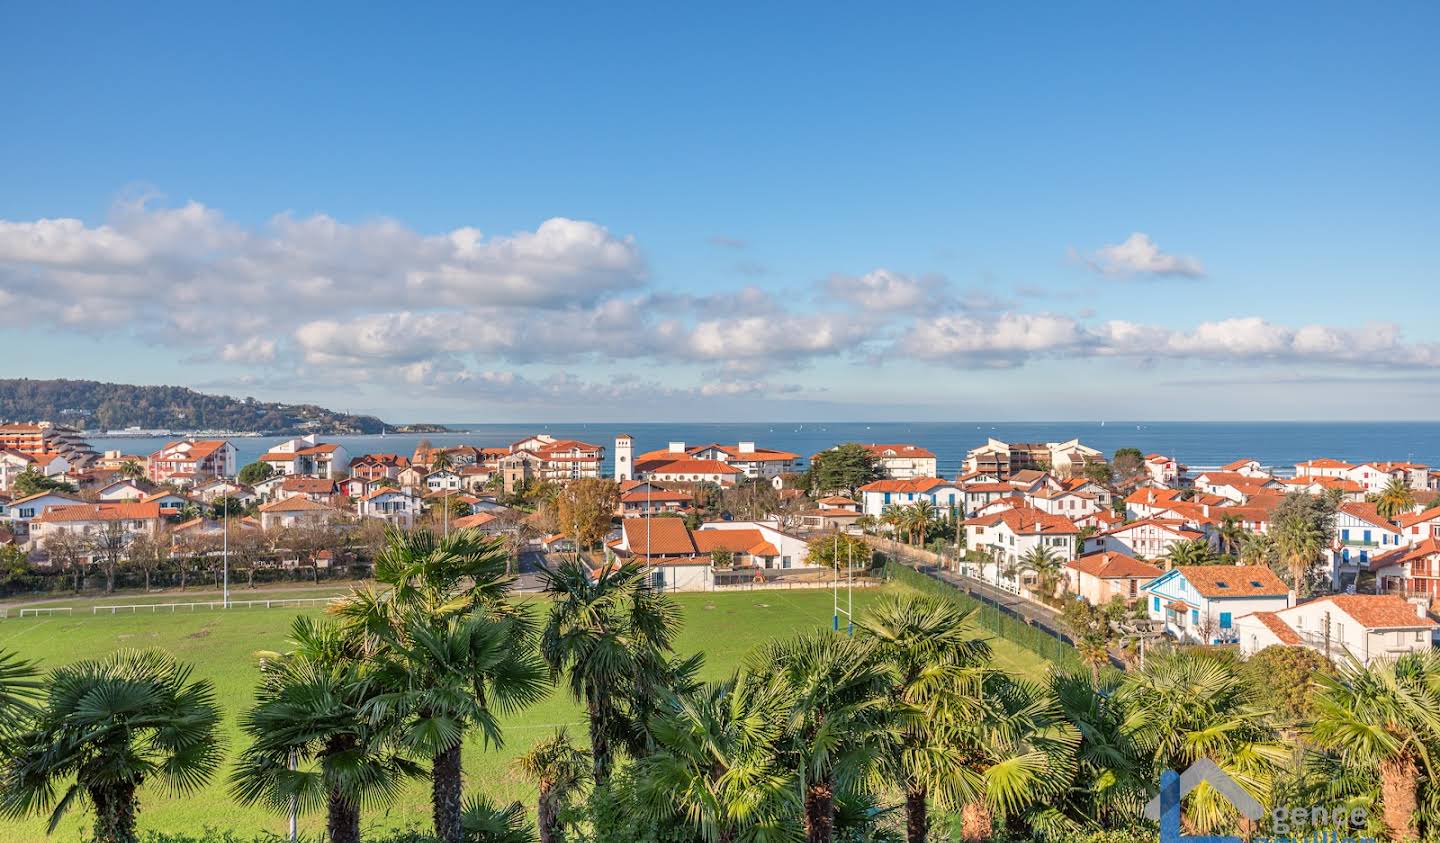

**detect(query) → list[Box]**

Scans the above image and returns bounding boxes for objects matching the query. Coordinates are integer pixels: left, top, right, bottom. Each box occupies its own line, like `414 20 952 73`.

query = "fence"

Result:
89 597 340 614
17 607 73 618
884 556 1081 670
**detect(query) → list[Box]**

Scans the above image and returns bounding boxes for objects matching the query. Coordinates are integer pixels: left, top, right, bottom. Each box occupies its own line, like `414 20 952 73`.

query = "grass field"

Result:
0 584 1052 840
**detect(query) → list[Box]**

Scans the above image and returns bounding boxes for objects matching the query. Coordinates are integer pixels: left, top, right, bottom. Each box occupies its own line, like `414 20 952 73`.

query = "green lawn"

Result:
0 584 1053 840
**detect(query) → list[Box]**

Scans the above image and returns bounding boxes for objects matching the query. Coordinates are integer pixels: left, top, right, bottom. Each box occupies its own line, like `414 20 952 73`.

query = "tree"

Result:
808 444 880 496
539 560 689 786
1376 476 1417 519
125 529 170 592
1119 650 1285 835
460 795 534 843
1111 449 1145 485
1161 538 1218 568
1082 462 1113 486
902 499 940 547
1046 670 1146 832
210 495 246 520
1014 545 1064 602
332 527 547 843
1216 516 1247 558
88 520 132 593
0 651 222 843
1239 530 1278 568
0 649 41 722
633 675 797 843
431 450 454 472
548 478 620 552
1239 645 1332 727
118 460 146 482
516 730 590 843
1062 598 1119 684
747 631 893 843
231 617 419 843
858 595 993 843
1311 651 1440 842
803 532 873 571
1272 492 1336 597
237 461 274 486
43 530 90 592
12 469 77 497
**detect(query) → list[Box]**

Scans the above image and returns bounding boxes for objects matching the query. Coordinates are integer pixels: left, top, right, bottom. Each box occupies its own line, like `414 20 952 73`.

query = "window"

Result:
1191 609 1199 625
1152 596 1160 611
1219 612 1232 629
1417 631 1427 643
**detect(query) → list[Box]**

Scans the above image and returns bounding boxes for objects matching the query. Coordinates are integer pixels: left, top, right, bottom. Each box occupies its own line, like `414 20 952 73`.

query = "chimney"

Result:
738 441 756 454
668 442 686 454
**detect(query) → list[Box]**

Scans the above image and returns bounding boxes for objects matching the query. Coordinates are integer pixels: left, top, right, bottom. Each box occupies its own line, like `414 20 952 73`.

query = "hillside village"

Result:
4 421 1440 665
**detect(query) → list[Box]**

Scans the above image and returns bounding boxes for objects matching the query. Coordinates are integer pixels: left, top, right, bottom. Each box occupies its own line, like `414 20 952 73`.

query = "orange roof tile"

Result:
1320 595 1436 629
1067 551 1163 580
1248 612 1303 645
1174 565 1288 598
32 501 163 523
622 518 698 556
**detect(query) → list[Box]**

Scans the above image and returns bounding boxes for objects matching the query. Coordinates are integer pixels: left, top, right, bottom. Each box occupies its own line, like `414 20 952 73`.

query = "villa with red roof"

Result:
858 477 964 518
811 443 937 480
634 440 799 483
1142 565 1291 644
1236 594 1436 665
1065 551 1163 605
146 439 237 484
258 436 350 479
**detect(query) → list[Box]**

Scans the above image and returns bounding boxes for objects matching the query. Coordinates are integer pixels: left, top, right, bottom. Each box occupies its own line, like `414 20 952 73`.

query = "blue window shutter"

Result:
1152 596 1160 611
1220 612 1232 629
1190 609 1199 624
884 493 891 505
1364 530 1372 543
1342 529 1350 541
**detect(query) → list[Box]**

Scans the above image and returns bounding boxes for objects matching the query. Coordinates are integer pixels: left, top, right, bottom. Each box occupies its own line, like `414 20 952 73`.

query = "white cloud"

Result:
219 336 278 363
1082 233 1204 278
823 269 947 312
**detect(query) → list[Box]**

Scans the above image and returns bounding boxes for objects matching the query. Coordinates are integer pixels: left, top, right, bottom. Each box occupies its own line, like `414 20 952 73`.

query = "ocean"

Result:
88 421 1440 478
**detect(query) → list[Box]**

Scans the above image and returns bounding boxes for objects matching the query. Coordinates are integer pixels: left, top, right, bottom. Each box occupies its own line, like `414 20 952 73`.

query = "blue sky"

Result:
2 2 1437 422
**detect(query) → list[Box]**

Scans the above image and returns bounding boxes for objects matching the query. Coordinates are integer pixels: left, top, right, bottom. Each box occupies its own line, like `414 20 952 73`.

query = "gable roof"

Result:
1338 501 1400 532
1398 506 1440 528
1067 551 1163 580
258 497 336 513
638 458 743 476
1247 611 1303 645
32 501 162 524
1171 565 1288 598
693 529 778 557
622 518 698 556
1312 595 1436 630
859 477 954 494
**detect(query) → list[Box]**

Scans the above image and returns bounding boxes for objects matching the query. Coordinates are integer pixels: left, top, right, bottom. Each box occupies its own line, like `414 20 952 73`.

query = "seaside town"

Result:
4 419 1439 664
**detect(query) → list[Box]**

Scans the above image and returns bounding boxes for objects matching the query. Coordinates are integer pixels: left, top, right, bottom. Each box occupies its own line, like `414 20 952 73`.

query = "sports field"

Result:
0 584 1052 839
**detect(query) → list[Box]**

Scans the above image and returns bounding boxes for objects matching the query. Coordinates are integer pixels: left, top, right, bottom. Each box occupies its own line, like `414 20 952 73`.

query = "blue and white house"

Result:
1328 502 1407 590
857 478 964 519
1141 565 1292 645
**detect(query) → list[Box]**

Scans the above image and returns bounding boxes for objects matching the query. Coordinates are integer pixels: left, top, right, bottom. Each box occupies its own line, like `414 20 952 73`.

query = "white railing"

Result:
90 597 339 614
17 607 73 617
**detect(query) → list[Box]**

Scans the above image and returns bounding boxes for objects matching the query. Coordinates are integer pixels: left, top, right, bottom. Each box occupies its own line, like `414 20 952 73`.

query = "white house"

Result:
613 518 713 591
1144 454 1181 487
5 491 84 541
1142 565 1291 645
27 502 165 559
635 441 798 483
1369 538 1440 600
965 506 1079 594
858 478 964 519
257 497 341 530
94 479 149 502
358 488 423 528
257 436 350 479
425 469 464 492
637 458 745 487
695 520 813 570
1397 505 1440 542
1027 487 1101 520
1219 458 1270 478
1329 502 1406 588
146 439 238 484
0 448 36 491
1084 518 1212 560
1236 595 1436 665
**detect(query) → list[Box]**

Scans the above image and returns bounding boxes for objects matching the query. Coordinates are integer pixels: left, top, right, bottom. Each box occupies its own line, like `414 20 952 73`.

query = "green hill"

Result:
0 378 389 434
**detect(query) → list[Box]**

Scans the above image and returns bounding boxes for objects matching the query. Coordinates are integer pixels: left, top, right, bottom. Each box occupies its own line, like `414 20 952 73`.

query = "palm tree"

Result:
1310 651 1440 841
0 649 40 723
516 730 590 843
1119 650 1286 835
858 595 993 843
905 500 939 547
746 631 894 843
950 672 1079 842
1238 531 1277 568
1274 511 1327 595
540 559 686 785
332 527 547 843
1014 545 1064 601
1161 538 1217 568
633 674 798 843
460 795 535 843
1044 671 1145 832
231 617 420 843
880 505 905 542
1375 477 1417 519
0 650 222 843
1216 516 1246 558
431 450 455 472
367 607 548 843
118 460 145 482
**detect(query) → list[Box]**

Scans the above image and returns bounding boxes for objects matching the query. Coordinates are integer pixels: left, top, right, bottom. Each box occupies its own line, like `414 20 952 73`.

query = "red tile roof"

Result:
639 459 743 476
622 518 698 556
1067 552 1163 580
1339 501 1399 531
1174 565 1288 598
860 477 954 493
32 502 162 523
1248 612 1303 645
1319 595 1436 629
